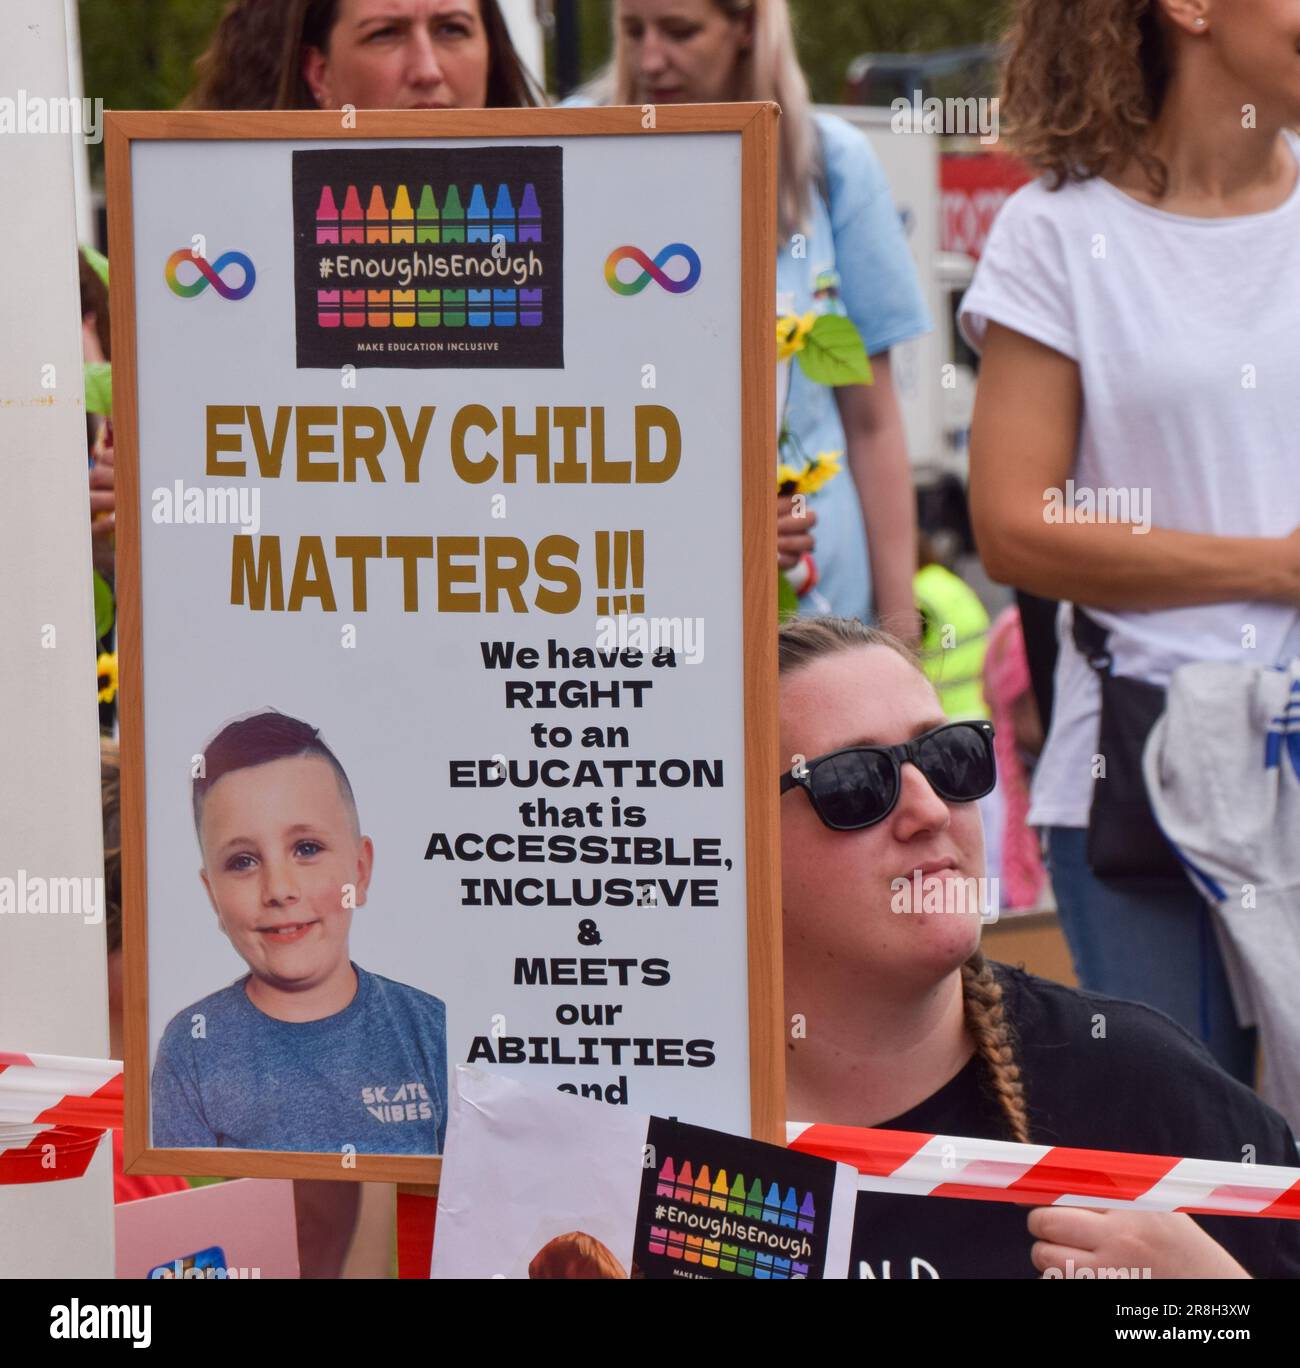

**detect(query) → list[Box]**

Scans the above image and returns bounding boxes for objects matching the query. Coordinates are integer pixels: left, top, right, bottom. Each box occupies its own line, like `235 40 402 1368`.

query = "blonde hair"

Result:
607 0 820 240
778 616 1031 1144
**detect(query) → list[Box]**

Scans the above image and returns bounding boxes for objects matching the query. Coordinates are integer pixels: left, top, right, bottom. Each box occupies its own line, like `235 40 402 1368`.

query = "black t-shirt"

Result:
849 964 1300 1279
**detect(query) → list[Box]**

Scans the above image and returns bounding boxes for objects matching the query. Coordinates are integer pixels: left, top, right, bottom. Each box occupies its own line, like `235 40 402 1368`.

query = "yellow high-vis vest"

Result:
914 563 991 721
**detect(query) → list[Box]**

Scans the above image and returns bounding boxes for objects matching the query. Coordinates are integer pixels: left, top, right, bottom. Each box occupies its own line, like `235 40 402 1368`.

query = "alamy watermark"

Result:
891 90 999 145
891 870 999 923
1 91 102 145
595 615 705 665
1043 480 1151 534
152 481 261 535
149 1260 262 1279
49 1301 149 1348
0 871 103 925
1042 1258 1152 1279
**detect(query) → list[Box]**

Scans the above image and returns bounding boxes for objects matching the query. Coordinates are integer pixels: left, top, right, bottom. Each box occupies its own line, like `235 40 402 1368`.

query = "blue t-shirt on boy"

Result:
151 964 448 1154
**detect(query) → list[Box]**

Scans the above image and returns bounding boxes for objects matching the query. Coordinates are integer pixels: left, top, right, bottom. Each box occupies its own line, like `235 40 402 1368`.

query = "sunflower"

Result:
797 451 843 495
96 652 118 705
776 311 816 363
776 462 803 495
776 452 844 497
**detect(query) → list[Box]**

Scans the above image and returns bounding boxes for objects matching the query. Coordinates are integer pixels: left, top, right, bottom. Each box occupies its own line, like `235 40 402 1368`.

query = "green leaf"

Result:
84 361 112 417
795 314 873 387
778 572 800 623
93 571 115 641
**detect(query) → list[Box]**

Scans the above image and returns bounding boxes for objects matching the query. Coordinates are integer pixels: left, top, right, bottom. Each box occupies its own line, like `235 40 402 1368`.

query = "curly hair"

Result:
999 0 1172 196
778 615 1031 1144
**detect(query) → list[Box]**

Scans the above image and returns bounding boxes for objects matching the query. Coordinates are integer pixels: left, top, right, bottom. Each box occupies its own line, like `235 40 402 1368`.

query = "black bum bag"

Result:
1071 607 1184 881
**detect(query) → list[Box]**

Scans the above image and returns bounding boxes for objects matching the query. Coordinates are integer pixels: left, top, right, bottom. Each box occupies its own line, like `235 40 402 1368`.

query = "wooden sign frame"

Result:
107 105 781 1184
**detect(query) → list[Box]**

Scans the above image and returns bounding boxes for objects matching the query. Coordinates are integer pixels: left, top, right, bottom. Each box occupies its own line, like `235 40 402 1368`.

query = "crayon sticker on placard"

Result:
293 146 564 370
633 1116 839 1280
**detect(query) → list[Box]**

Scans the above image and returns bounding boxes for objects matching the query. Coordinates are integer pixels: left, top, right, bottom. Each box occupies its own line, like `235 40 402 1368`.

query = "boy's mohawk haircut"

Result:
192 709 358 838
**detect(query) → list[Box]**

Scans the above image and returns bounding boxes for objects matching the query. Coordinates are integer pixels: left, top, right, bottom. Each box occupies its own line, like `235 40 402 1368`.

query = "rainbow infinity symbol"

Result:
164 248 256 300
604 243 701 296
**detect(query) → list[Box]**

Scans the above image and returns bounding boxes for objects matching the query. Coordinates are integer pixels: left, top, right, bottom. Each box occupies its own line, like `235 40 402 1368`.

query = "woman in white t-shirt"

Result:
779 615 1300 1279
960 1 1300 1083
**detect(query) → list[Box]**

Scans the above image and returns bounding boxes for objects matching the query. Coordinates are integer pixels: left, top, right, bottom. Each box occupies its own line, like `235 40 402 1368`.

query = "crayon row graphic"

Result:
649 1156 815 1278
315 182 543 330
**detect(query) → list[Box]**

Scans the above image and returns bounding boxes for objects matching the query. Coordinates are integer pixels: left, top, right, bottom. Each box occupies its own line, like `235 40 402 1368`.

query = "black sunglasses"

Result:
779 720 996 831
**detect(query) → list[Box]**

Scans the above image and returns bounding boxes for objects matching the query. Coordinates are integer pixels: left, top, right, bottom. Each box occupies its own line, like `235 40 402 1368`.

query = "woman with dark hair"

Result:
961 1 1300 1084
184 0 294 110
779 616 1300 1278
186 0 543 111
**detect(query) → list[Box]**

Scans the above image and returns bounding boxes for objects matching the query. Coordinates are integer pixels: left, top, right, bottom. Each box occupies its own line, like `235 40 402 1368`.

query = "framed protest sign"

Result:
108 106 781 1183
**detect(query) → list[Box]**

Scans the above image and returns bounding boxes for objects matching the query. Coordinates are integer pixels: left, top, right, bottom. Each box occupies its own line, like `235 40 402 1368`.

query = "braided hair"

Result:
961 949 1030 1143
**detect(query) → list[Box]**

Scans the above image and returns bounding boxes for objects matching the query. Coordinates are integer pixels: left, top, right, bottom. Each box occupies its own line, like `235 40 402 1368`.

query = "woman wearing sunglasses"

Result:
779 616 1300 1278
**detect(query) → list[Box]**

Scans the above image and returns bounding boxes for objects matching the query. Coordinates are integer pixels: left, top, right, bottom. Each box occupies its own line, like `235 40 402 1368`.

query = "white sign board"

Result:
109 106 782 1183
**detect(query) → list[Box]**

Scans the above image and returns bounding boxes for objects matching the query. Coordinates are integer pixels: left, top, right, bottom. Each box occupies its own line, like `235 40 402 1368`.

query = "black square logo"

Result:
292 145 564 369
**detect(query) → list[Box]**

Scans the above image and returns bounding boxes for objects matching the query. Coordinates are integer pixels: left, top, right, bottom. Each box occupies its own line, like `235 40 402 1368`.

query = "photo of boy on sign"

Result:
150 710 448 1155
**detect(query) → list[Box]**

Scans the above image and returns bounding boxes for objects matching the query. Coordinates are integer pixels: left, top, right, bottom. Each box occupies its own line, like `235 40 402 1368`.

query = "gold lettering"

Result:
341 407 387 483
501 406 551 484
534 534 581 614
451 405 497 483
484 537 530 612
207 405 245 476
437 536 480 611
386 535 433 611
335 536 383 611
552 408 587 484
388 405 435 482
589 408 630 483
635 405 681 483
296 406 338 481
230 535 283 610
287 536 337 611
248 406 291 479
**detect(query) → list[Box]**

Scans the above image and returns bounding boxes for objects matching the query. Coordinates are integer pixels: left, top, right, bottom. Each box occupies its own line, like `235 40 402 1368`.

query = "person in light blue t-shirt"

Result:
571 0 931 634
151 710 447 1155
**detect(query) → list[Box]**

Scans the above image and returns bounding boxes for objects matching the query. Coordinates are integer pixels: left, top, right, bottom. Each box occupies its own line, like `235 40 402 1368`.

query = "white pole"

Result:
0 0 115 1278
64 0 95 245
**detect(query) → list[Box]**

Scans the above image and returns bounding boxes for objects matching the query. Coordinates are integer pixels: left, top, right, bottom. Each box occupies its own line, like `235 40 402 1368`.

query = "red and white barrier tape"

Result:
0 1053 123 1185
788 1123 1300 1221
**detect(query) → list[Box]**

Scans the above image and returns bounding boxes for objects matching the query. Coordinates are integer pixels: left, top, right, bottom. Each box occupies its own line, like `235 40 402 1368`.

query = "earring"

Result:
1194 16 1206 25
